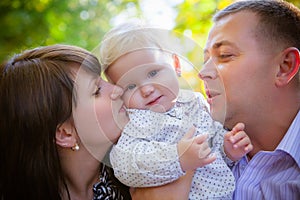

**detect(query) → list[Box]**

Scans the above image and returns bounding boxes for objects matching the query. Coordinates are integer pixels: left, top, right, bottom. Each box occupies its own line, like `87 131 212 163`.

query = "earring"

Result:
71 143 80 151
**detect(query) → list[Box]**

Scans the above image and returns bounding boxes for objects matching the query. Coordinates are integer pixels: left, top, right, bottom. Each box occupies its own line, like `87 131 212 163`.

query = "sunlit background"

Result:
1 0 299 92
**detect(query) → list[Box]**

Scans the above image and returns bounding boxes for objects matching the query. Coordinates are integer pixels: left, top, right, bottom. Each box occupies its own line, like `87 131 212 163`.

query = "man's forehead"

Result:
205 12 258 52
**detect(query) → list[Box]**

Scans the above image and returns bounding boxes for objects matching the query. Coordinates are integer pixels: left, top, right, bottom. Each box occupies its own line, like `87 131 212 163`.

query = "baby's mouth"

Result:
146 95 162 106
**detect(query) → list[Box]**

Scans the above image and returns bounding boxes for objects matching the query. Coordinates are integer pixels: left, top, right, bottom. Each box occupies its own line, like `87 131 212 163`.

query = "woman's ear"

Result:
55 120 77 148
276 47 300 87
172 54 182 77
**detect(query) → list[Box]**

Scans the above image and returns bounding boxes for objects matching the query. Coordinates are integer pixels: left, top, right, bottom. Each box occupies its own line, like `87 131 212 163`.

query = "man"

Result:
199 0 300 199
131 0 300 199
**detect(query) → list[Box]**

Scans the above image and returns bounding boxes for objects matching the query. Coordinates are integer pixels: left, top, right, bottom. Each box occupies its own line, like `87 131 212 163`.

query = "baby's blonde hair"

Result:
99 20 166 73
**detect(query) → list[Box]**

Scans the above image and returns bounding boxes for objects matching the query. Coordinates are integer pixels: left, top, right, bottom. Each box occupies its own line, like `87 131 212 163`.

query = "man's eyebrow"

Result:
213 40 238 50
203 40 239 54
203 40 237 53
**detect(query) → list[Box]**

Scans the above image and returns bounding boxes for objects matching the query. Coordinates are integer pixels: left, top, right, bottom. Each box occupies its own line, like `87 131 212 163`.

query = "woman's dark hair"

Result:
0 44 101 199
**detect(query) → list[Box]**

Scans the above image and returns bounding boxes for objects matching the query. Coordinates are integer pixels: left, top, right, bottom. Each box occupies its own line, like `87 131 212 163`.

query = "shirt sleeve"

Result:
110 111 185 187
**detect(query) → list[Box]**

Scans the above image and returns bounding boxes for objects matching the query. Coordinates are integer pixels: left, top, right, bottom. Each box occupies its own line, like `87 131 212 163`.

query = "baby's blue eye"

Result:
148 70 158 78
127 84 136 90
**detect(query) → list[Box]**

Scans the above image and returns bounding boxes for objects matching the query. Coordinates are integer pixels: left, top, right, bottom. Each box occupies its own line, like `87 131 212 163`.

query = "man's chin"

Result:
210 110 226 125
222 117 236 131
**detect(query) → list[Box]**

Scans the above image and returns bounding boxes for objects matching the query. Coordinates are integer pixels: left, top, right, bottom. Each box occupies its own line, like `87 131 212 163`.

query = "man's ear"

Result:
172 54 182 77
55 120 77 148
276 47 300 87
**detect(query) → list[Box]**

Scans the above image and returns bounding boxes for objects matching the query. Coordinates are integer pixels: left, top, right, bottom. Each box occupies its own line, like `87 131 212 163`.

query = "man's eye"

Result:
219 54 233 59
127 84 136 90
148 70 158 78
93 87 101 96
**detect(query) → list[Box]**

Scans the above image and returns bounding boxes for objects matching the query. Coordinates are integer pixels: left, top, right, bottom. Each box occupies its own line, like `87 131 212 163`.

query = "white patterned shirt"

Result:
110 89 235 199
232 110 300 200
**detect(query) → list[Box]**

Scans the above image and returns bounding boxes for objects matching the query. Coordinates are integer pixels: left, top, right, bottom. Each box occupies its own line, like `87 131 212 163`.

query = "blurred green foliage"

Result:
0 0 140 62
173 0 235 92
174 0 300 47
0 0 299 66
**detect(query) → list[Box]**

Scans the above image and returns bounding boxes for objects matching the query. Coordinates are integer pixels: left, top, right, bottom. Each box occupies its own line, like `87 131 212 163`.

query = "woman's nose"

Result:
110 84 124 100
140 84 154 97
198 59 218 80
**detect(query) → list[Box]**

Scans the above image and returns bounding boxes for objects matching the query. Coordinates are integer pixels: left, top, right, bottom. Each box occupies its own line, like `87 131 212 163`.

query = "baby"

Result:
100 21 252 199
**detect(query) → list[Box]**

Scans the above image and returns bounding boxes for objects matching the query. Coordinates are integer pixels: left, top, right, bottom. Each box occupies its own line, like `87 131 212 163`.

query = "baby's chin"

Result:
149 104 169 113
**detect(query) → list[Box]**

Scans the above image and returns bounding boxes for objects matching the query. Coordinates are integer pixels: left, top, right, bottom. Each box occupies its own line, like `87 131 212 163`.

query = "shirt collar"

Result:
176 89 196 103
165 89 197 119
277 110 300 167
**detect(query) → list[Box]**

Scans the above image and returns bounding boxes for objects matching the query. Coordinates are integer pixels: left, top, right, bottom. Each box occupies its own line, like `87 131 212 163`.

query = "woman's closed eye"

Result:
93 86 102 96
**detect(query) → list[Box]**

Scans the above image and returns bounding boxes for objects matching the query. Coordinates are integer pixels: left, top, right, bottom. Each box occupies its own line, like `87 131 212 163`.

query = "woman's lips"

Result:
119 104 126 113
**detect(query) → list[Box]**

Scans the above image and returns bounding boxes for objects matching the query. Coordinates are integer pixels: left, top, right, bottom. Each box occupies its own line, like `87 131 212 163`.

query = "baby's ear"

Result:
275 47 300 87
172 54 182 77
55 120 77 148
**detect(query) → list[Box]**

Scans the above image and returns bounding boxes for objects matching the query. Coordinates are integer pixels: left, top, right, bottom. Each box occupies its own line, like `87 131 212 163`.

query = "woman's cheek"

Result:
94 103 114 141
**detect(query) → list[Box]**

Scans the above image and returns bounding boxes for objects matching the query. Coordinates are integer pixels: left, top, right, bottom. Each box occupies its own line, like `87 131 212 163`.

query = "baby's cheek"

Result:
126 92 144 109
121 93 131 108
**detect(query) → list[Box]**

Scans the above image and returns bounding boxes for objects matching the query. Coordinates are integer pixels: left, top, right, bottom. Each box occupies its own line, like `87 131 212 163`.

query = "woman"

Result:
0 44 131 200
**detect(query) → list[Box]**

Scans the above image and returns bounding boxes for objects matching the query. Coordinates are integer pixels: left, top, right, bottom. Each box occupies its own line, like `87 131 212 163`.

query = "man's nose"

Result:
198 59 218 80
